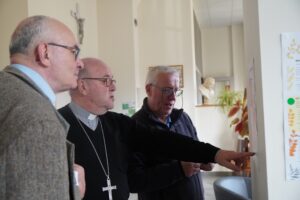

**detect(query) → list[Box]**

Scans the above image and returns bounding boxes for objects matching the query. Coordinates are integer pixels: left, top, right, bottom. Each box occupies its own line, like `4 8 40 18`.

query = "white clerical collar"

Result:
88 113 97 120
69 102 98 130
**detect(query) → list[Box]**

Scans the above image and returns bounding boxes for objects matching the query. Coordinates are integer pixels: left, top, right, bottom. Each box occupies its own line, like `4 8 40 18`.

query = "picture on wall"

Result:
149 65 184 88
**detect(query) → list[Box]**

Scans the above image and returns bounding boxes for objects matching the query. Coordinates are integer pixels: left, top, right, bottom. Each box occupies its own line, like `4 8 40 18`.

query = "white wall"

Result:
201 25 246 91
244 0 300 199
0 0 28 69
201 27 233 77
97 0 136 114
232 24 246 91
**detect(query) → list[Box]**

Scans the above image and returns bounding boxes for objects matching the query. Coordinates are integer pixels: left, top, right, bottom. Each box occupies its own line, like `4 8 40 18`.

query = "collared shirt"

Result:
165 116 172 128
68 101 98 130
11 64 56 105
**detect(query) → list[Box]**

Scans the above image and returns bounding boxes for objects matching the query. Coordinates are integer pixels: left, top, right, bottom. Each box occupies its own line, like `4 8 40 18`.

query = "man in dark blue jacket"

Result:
128 66 213 200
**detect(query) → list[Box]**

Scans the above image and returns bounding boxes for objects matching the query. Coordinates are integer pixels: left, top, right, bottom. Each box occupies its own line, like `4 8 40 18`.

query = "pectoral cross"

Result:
102 178 117 200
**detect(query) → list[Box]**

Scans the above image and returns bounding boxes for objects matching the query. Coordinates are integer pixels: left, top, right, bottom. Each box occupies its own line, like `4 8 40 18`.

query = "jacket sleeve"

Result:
127 152 185 193
128 122 220 163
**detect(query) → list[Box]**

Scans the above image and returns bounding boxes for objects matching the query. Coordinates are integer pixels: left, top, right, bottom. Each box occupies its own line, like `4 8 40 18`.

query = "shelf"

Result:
195 104 222 107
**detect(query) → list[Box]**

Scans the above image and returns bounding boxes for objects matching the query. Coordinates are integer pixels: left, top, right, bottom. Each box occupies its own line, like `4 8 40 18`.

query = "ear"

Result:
35 43 50 67
78 79 88 95
145 84 152 96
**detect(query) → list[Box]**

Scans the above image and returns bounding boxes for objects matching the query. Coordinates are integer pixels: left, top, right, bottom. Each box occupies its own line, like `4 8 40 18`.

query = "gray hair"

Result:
9 15 48 56
146 66 179 85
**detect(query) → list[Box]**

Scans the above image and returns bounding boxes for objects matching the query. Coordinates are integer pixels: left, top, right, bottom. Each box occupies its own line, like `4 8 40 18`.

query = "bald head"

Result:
70 57 116 115
79 57 109 78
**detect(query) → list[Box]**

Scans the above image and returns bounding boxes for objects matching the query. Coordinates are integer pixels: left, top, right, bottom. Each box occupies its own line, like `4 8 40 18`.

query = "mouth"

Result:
165 103 173 109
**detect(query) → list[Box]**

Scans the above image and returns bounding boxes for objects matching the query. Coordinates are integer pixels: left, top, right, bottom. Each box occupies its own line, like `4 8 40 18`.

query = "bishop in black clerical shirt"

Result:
59 102 219 200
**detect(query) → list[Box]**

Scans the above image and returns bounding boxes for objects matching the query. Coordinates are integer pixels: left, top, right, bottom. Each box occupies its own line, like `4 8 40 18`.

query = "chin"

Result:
165 108 172 113
70 80 79 88
106 103 114 110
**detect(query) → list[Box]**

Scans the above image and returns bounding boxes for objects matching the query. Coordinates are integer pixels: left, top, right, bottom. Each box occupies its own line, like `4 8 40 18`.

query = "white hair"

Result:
9 15 48 56
145 66 179 85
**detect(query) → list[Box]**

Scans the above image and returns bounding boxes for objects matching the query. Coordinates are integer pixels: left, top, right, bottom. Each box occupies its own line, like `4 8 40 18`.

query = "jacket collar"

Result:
3 65 69 134
4 65 47 99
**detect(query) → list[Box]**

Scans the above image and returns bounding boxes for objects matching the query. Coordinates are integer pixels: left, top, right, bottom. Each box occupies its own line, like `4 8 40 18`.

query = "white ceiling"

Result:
194 0 243 28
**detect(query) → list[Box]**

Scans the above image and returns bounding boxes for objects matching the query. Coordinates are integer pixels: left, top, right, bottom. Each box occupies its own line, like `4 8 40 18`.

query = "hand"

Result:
180 161 201 177
214 150 255 171
74 164 86 199
200 163 214 171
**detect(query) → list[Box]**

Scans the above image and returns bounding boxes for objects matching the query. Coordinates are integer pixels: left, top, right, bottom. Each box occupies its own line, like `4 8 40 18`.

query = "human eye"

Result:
106 78 112 84
162 88 173 95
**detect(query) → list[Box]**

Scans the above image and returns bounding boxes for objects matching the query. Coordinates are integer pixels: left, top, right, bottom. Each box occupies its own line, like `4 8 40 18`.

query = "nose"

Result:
168 91 176 100
76 58 84 69
110 81 116 91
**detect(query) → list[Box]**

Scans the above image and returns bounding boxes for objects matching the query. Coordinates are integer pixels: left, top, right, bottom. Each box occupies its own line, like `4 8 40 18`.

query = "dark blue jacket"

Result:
128 98 205 200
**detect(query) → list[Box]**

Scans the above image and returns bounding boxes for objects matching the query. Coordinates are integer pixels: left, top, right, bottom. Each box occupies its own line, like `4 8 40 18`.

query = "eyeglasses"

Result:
151 84 183 97
48 42 80 60
81 77 116 87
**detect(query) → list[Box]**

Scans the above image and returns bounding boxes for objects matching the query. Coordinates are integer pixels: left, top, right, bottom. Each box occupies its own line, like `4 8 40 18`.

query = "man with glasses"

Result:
0 15 84 200
127 66 212 200
59 57 254 200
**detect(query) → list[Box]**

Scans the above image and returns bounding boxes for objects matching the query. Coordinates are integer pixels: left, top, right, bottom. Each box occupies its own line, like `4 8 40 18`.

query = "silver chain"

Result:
76 117 110 179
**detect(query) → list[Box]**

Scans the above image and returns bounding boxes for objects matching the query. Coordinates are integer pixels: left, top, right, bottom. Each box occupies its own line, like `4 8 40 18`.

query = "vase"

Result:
236 137 251 177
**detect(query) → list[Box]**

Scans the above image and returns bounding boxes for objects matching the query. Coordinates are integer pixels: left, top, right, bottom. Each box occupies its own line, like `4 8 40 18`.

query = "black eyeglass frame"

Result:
81 77 116 87
48 42 80 60
151 84 183 97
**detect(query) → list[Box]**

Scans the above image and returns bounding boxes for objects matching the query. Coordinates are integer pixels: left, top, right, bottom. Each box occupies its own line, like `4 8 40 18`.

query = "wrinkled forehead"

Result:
98 66 113 77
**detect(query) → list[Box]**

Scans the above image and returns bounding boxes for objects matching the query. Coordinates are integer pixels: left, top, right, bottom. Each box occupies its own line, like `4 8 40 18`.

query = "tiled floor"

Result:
202 172 232 200
129 172 232 200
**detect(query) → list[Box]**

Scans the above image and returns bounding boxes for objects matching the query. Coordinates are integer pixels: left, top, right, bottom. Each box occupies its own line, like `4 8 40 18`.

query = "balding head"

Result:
9 16 49 56
70 57 116 115
10 15 76 57
79 57 108 78
9 15 83 93
10 15 52 56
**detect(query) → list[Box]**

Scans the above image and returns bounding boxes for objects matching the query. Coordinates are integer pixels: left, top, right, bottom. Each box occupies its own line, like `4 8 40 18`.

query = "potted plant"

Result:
218 88 250 176
217 88 242 112
217 88 249 139
227 89 249 140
